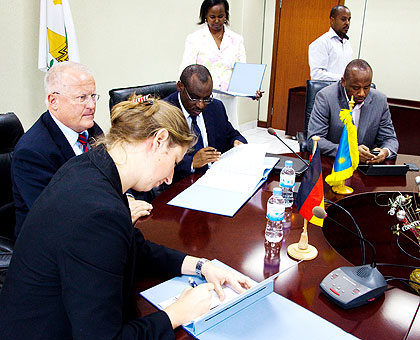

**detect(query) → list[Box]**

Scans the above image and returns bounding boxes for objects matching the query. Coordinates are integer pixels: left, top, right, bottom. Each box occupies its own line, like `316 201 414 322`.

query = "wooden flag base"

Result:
287 219 318 261
287 243 318 261
331 183 353 195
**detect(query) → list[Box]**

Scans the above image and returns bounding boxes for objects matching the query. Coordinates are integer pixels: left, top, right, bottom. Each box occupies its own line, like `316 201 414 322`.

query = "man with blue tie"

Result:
165 64 247 182
11 61 151 238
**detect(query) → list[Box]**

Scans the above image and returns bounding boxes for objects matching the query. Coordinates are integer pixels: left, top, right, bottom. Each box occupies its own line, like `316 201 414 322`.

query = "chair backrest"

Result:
304 80 336 139
108 81 177 111
0 112 24 239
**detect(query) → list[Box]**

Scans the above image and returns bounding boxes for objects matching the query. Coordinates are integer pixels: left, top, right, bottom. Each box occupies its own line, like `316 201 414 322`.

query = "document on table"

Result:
158 283 241 311
140 259 360 340
196 143 268 193
168 144 279 216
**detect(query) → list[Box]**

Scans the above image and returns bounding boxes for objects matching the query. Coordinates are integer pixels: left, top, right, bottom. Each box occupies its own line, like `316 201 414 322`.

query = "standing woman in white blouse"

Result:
179 0 262 130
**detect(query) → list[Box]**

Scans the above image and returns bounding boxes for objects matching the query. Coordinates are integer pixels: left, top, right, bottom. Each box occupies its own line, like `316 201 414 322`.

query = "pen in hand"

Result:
205 148 217 153
188 277 198 288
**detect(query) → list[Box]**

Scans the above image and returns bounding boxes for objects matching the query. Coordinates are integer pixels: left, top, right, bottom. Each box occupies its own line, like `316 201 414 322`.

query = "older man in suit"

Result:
12 61 151 239
307 59 398 163
164 64 247 182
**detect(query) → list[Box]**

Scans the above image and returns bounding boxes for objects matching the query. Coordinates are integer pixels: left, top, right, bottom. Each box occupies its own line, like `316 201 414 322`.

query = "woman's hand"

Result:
201 262 254 301
127 196 153 223
164 283 215 329
252 90 264 101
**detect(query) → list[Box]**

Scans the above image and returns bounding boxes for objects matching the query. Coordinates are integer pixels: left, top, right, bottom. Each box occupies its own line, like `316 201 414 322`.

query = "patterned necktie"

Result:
77 132 89 153
190 115 204 152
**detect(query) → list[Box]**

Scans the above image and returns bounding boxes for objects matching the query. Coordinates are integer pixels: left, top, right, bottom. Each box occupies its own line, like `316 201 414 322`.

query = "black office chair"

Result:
297 80 335 152
298 80 376 152
0 112 24 287
109 82 178 202
108 81 177 111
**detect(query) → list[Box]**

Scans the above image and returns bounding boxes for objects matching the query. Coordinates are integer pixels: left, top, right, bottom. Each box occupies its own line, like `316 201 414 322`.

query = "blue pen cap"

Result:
285 160 293 167
273 187 283 196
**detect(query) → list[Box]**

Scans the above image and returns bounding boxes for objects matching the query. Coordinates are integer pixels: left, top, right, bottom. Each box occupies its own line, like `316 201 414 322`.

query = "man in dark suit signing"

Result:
165 64 247 182
12 61 151 239
307 59 398 163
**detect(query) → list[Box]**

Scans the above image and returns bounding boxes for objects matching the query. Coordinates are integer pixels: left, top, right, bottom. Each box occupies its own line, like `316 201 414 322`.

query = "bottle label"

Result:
280 174 295 189
267 202 285 221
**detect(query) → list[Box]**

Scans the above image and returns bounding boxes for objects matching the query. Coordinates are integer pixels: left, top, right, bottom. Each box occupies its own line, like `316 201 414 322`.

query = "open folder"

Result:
140 259 359 340
213 62 266 97
168 144 278 216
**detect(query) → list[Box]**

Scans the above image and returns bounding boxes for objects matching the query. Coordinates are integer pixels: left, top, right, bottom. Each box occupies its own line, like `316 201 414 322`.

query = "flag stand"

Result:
287 218 318 260
329 97 356 195
331 181 353 194
287 136 320 261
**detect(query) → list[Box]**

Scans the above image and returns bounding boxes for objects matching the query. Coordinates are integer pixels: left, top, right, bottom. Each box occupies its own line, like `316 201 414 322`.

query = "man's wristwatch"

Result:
195 258 209 278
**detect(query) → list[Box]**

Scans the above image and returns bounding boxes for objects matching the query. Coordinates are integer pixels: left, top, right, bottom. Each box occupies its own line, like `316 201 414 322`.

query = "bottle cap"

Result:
273 187 283 196
285 160 293 167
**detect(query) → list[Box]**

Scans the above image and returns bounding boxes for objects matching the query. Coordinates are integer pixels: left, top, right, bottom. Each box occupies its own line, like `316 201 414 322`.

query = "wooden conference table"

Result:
134 153 420 340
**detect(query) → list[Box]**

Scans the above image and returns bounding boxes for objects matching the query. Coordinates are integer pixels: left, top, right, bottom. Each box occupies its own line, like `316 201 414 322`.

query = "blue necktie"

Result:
77 131 89 153
190 115 204 152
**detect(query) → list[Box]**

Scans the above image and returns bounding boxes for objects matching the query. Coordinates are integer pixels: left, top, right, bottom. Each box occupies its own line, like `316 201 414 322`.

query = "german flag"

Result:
295 145 325 226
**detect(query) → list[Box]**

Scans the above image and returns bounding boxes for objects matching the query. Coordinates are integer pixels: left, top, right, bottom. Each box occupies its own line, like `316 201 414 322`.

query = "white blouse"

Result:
179 24 246 91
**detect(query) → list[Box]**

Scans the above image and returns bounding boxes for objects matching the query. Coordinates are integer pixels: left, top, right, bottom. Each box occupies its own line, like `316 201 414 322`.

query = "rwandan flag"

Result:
325 108 359 187
295 145 325 227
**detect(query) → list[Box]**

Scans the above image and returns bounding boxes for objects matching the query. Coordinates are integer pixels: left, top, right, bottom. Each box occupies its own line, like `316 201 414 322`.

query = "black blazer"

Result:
11 111 103 238
164 92 247 181
0 146 186 339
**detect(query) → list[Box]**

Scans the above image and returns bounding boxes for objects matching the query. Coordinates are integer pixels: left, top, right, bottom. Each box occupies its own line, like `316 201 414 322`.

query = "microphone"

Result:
312 206 372 266
267 128 309 167
313 205 387 309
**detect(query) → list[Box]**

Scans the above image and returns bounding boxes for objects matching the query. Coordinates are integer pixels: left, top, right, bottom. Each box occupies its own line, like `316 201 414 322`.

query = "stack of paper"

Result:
168 144 278 216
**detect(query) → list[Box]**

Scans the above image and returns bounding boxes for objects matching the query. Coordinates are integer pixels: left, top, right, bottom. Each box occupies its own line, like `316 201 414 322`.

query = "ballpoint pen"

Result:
188 277 198 288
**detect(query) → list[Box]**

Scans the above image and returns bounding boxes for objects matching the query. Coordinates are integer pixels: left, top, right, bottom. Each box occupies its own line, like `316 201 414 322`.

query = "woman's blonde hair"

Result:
100 94 195 149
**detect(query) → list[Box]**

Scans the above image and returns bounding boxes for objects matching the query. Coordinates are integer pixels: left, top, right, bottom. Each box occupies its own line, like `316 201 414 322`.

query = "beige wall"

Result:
346 0 420 100
0 0 274 131
1 1 45 130
2 1 418 131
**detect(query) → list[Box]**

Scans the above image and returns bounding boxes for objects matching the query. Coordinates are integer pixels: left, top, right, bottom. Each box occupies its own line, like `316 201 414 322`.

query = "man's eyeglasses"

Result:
53 92 101 104
184 87 213 103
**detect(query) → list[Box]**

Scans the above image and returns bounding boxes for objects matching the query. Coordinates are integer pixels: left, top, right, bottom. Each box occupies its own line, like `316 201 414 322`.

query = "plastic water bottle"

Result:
265 187 285 244
280 160 295 208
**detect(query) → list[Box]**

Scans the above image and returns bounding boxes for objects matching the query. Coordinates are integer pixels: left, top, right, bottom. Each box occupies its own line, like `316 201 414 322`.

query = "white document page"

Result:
195 143 269 193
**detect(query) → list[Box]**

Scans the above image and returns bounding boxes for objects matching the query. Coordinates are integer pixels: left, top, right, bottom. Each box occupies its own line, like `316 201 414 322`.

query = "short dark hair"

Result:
180 64 212 89
198 0 230 25
344 59 373 79
330 5 350 18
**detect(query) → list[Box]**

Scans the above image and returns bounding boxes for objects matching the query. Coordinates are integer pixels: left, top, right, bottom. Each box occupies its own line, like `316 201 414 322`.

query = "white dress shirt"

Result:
178 93 209 148
49 112 88 155
344 92 392 158
309 27 353 81
178 93 209 172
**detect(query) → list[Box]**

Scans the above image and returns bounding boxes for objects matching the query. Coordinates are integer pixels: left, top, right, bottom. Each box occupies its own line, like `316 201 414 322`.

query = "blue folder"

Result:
213 62 267 97
140 260 359 340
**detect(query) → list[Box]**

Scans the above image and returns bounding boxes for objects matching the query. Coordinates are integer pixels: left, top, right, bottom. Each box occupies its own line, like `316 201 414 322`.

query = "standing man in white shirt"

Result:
308 5 353 81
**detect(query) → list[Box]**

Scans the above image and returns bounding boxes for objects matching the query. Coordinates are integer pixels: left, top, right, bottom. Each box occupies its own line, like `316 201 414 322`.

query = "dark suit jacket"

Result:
11 111 103 238
164 92 247 181
307 81 399 157
0 146 185 340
